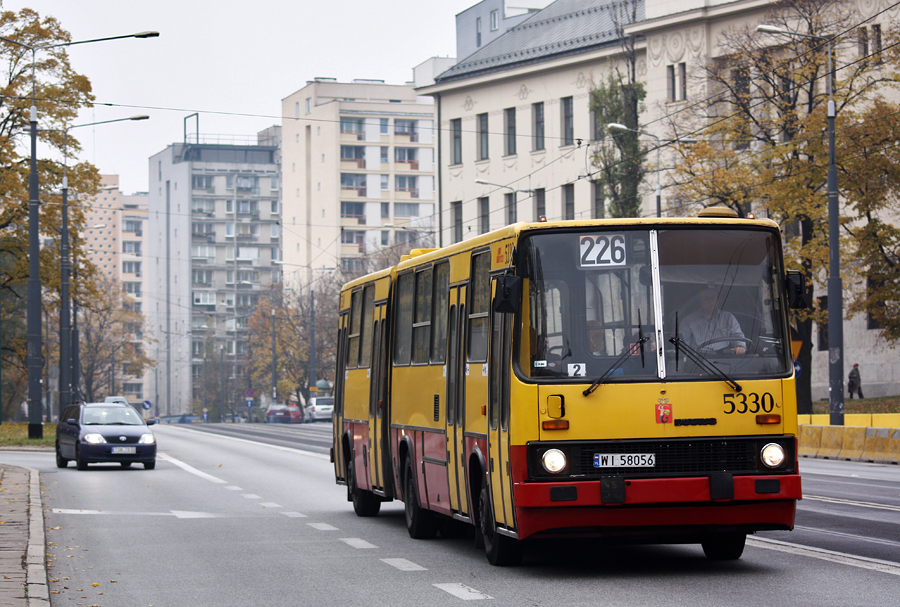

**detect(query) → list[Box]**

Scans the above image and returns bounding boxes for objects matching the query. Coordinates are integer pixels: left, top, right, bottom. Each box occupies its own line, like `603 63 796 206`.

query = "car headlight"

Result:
760 443 785 468
138 434 156 444
83 433 106 444
541 448 567 474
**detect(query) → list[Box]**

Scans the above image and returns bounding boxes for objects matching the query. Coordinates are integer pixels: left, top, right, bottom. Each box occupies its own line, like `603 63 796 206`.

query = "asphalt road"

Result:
1 423 897 606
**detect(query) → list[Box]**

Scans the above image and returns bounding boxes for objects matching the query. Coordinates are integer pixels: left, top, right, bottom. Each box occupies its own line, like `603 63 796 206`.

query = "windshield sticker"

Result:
568 363 586 377
579 234 627 268
534 360 548 368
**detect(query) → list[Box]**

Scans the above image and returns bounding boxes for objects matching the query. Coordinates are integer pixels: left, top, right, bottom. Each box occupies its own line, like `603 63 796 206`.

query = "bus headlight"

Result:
541 449 567 474
760 443 785 468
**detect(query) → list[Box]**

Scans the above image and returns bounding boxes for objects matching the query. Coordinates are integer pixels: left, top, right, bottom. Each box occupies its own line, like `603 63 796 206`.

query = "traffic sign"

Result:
142 400 152 410
245 388 254 398
245 398 254 408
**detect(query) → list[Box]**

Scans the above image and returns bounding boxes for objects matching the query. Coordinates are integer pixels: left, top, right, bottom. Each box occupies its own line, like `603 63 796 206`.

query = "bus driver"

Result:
681 285 746 355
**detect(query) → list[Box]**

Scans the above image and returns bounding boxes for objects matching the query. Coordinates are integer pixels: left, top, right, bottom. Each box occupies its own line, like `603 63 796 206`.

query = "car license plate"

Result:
111 446 136 454
593 453 655 468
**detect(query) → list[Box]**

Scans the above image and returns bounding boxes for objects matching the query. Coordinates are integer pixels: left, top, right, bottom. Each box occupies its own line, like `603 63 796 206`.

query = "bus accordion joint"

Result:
542 420 569 430
756 414 781 425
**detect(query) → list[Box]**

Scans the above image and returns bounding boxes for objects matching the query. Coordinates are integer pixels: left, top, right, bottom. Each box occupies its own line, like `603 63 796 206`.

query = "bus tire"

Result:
479 482 522 566
404 462 438 539
347 456 381 517
701 532 746 560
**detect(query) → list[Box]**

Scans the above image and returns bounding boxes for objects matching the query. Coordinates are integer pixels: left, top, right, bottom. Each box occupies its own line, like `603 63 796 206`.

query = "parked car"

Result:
56 402 157 470
266 404 304 423
304 397 334 422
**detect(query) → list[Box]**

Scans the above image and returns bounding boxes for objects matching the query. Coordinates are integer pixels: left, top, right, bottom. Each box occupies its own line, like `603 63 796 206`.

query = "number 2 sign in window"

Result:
578 234 627 268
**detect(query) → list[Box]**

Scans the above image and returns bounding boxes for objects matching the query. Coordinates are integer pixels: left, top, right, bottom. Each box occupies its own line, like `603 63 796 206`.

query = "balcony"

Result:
341 214 366 226
341 129 365 142
395 188 419 199
341 158 366 169
340 186 367 198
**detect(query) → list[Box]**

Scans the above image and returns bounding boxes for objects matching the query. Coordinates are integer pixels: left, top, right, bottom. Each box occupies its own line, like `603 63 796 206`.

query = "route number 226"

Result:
579 234 627 268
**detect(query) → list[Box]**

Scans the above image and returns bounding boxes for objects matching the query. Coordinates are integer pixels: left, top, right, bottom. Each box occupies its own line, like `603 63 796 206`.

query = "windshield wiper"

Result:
583 335 649 396
670 336 743 393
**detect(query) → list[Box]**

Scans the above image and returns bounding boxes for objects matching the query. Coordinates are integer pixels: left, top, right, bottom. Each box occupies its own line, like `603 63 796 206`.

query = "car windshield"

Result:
82 406 145 425
517 227 792 384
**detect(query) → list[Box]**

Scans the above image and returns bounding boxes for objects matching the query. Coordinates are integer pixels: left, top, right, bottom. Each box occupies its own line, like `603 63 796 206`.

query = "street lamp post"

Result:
51 116 149 418
0 29 158 438
271 309 277 405
607 123 697 218
757 24 843 425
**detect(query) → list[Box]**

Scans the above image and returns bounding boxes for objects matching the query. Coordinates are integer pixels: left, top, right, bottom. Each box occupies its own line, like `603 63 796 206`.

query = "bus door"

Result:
367 302 389 494
446 284 468 516
333 313 348 482
488 297 514 529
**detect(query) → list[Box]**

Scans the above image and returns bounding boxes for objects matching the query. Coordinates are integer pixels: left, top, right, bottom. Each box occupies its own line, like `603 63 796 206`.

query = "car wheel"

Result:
75 446 88 470
144 460 156 470
403 461 438 539
55 443 69 469
479 480 522 566
347 455 380 516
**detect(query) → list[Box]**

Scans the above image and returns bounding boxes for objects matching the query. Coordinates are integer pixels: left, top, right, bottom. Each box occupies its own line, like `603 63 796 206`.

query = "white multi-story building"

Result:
281 79 437 281
421 0 900 399
147 135 281 418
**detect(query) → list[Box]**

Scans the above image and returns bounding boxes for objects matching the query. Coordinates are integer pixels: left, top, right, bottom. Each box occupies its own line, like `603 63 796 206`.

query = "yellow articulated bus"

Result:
332 210 806 565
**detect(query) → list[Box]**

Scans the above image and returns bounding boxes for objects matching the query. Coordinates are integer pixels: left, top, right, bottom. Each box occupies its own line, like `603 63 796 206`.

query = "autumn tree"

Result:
0 4 100 407
665 0 900 410
77 276 153 402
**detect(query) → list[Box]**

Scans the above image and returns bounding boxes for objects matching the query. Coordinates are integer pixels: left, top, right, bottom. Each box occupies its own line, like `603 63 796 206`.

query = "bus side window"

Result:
348 290 362 369
394 272 414 366
468 252 490 363
359 285 375 369
412 268 433 364
431 262 450 364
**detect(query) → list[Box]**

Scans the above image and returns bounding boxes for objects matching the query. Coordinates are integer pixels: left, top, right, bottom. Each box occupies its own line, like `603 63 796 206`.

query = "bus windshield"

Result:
518 227 792 383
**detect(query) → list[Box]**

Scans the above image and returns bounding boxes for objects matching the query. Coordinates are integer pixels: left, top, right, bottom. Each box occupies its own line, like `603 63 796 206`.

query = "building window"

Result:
380 146 388 163
476 17 482 47
451 201 463 243
505 192 516 224
124 219 142 233
342 230 365 252
872 23 883 63
504 107 516 156
479 197 490 234
380 118 389 134
123 282 142 297
381 202 390 219
532 102 545 151
396 175 419 198
561 96 574 146
477 113 489 160
395 202 420 217
305 97 311 114
340 173 367 196
667 63 687 101
395 147 418 168
341 201 366 224
123 383 143 399
535 188 546 220
490 9 499 31
451 118 462 165
563 183 575 220
590 109 604 142
592 181 604 218
394 119 418 141
123 261 142 275
381 174 390 191
123 241 141 255
340 117 365 140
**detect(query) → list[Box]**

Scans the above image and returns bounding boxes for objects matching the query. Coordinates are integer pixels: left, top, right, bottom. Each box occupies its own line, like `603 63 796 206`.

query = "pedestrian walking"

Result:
848 363 864 399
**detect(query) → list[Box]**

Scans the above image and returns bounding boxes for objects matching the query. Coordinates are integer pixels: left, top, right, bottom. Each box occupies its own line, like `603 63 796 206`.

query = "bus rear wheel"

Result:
404 461 438 539
701 532 746 560
347 456 381 517
478 482 522 566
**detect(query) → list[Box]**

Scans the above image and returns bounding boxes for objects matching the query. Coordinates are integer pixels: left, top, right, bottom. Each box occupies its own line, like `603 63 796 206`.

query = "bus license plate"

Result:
111 446 136 454
593 453 655 468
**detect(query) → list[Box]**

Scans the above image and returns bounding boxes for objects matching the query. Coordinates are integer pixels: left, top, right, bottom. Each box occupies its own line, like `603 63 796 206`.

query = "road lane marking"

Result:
170 511 217 519
163 425 331 459
157 453 228 483
259 502 282 508
381 558 427 571
795 525 900 548
433 583 493 600
804 494 900 512
307 522 338 531
52 509 216 518
224 486 242 491
242 494 261 499
341 538 377 549
281 512 307 518
748 537 900 576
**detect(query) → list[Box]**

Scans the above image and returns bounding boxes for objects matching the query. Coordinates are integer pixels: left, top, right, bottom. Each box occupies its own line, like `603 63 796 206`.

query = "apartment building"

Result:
422 0 900 399
281 79 436 281
80 175 150 408
147 136 281 417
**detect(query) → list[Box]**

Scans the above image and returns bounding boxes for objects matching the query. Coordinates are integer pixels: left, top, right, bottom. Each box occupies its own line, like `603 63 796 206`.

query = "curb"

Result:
25 468 48 606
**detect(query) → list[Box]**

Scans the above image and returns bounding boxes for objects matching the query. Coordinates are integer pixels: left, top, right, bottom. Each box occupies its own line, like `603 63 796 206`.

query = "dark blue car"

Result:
56 402 158 470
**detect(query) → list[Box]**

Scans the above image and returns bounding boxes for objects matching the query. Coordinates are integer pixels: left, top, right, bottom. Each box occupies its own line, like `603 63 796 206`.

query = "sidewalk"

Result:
0 464 48 606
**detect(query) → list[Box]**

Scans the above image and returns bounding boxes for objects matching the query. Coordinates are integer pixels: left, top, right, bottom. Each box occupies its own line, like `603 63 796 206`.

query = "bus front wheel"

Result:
347 455 381 517
404 461 438 539
701 532 746 560
478 482 523 566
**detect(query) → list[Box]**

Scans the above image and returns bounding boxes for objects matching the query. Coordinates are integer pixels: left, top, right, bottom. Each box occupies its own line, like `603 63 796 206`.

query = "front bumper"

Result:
79 442 157 463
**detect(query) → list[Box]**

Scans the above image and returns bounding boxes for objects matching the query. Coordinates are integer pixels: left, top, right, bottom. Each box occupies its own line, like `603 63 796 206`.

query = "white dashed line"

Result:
433 583 493 600
381 558 427 571
157 453 227 483
307 522 338 531
280 512 308 518
170 510 217 519
224 486 243 491
341 538 377 549
259 502 282 508
242 494 261 499
52 509 216 519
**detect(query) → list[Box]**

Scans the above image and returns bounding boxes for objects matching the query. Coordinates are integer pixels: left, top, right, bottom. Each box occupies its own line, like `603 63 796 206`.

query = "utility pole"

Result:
271 308 277 405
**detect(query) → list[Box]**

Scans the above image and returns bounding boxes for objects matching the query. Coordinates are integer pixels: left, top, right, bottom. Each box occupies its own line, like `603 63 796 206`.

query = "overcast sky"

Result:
8 0 471 193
